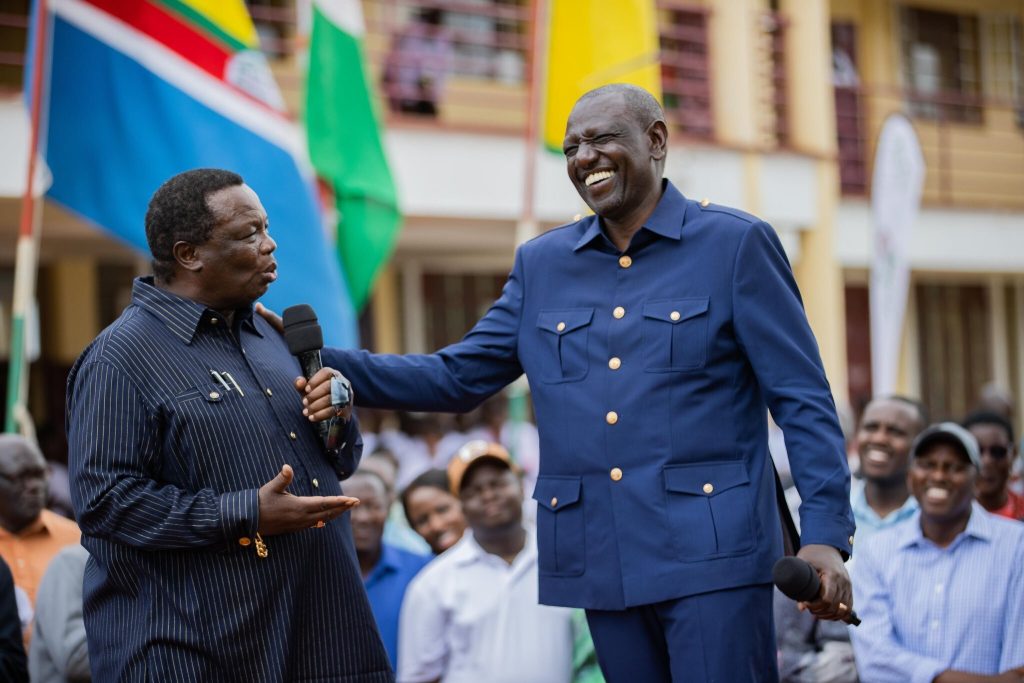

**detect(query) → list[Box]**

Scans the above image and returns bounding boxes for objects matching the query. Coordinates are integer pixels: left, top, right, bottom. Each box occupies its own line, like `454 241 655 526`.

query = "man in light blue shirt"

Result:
850 396 926 545
851 423 1024 683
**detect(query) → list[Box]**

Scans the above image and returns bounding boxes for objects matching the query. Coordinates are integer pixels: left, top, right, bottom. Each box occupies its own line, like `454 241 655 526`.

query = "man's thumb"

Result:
271 464 293 492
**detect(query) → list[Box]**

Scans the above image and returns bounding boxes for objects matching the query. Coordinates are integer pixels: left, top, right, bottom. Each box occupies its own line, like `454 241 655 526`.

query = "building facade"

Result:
0 0 1021 450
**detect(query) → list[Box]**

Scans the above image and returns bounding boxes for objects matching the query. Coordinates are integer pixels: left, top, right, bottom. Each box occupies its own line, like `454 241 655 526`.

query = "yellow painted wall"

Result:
830 0 1024 209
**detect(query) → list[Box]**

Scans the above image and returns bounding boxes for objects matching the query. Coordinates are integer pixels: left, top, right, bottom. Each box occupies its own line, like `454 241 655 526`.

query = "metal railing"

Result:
836 85 1024 207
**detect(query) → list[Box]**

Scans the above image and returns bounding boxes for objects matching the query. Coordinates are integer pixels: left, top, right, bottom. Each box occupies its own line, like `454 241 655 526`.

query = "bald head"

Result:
0 434 48 533
572 84 665 132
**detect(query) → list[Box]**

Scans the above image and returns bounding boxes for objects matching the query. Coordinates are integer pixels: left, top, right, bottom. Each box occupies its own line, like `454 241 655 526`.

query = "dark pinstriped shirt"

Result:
67 277 393 682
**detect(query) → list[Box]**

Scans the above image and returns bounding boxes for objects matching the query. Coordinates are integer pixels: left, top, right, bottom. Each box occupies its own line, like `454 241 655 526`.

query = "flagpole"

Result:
6 0 51 434
514 0 548 247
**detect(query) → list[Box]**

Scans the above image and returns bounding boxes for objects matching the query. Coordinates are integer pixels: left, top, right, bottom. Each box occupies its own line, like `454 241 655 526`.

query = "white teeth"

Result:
585 170 614 187
925 488 949 502
865 449 889 464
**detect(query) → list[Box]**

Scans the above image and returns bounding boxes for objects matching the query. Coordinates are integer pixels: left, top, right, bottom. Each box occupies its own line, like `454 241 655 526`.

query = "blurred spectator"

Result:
852 396 927 543
0 556 27 681
975 382 1014 421
397 442 576 683
29 544 89 682
0 435 80 633
401 469 466 555
850 423 1024 682
347 472 430 671
963 412 1024 521
383 7 452 116
360 450 431 554
774 396 925 683
382 413 465 490
460 394 541 499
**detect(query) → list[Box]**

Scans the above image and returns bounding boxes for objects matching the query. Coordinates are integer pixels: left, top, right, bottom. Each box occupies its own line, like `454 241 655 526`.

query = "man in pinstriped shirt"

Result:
66 169 393 682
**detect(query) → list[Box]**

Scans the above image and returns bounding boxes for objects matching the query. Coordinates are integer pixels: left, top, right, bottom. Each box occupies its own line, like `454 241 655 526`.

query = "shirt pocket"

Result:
168 387 234 489
662 461 755 561
534 308 594 383
532 476 586 576
642 297 710 372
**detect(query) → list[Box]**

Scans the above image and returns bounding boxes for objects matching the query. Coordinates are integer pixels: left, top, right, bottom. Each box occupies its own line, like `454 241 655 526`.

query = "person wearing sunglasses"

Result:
963 411 1024 521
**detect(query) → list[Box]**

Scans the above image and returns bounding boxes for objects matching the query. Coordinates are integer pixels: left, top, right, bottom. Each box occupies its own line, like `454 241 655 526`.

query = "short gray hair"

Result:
576 83 665 129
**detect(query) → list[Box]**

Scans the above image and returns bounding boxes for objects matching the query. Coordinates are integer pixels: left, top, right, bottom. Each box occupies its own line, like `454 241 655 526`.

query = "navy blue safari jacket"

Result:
325 181 855 611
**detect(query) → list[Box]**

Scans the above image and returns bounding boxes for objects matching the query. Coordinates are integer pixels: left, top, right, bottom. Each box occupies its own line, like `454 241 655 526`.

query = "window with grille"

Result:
899 6 983 124
981 14 1023 128
657 2 713 140
422 272 507 349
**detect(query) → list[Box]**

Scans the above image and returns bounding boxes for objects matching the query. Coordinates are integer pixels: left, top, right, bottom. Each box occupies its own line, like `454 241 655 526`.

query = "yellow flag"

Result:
542 0 662 152
178 0 259 48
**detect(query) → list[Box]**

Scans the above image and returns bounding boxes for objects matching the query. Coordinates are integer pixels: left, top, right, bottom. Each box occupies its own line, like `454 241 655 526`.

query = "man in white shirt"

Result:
397 441 575 683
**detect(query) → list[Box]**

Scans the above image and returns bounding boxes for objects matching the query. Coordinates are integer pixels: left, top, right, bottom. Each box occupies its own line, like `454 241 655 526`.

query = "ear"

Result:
648 120 668 162
172 240 203 274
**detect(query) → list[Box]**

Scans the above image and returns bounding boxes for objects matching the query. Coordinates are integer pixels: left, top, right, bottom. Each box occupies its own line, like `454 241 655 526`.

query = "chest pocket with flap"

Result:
642 297 710 371
535 308 594 383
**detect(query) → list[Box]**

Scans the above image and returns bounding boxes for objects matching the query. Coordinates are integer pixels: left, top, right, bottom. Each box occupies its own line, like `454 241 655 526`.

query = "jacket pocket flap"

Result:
643 297 709 324
663 462 748 496
536 308 594 335
532 476 582 511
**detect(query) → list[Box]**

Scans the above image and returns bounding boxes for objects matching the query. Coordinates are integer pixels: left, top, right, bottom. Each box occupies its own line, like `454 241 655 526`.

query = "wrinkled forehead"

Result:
564 93 634 138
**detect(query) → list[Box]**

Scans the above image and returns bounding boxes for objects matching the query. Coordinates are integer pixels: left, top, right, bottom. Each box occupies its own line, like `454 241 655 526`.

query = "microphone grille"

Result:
282 304 323 354
772 557 819 602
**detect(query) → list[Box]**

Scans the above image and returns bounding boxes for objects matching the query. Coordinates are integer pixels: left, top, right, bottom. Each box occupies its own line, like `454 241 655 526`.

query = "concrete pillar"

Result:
370 262 402 354
780 0 849 403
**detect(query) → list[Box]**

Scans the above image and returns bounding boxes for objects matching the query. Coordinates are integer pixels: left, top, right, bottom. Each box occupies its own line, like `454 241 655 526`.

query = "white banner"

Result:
870 114 925 397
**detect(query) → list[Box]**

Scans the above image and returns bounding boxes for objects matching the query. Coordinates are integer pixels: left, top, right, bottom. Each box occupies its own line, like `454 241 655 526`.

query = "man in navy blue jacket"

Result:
295 84 855 682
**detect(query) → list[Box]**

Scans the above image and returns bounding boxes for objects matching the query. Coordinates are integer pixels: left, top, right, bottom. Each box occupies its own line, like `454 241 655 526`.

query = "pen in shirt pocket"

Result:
210 370 233 393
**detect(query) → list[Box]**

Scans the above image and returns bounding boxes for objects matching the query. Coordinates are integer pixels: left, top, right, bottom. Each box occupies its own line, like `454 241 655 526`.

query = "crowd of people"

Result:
0 386 1020 681
0 84 1020 682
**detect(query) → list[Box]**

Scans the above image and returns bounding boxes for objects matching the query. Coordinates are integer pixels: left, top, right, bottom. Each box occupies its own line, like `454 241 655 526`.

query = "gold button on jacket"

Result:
610 467 623 481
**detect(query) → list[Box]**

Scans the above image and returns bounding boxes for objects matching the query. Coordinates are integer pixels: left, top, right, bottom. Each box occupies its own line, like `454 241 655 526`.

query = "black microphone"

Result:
282 304 329 441
773 556 861 627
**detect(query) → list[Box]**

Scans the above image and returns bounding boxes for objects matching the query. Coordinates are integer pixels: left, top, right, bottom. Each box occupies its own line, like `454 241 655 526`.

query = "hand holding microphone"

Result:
774 546 860 626
282 305 353 441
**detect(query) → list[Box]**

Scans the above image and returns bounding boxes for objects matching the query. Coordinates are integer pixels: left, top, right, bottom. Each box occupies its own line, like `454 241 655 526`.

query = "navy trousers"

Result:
585 583 778 683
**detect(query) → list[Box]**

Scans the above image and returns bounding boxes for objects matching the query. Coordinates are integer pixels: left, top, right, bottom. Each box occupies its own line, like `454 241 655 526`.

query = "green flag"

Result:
305 0 401 309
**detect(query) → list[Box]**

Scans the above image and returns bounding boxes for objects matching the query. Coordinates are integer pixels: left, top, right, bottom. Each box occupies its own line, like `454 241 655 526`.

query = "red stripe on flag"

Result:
84 0 231 81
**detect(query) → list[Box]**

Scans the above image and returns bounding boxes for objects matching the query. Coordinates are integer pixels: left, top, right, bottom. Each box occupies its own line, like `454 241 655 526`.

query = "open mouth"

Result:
263 264 278 282
924 487 950 503
584 170 615 188
863 448 890 465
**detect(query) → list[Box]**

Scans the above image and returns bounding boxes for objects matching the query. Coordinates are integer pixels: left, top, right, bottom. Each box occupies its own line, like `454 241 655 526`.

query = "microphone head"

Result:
282 304 323 355
773 557 820 602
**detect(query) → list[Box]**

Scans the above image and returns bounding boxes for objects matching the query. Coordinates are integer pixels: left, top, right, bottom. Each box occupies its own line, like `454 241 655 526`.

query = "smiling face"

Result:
856 398 924 484
458 461 522 533
189 184 277 310
404 486 466 555
562 91 666 228
909 441 976 526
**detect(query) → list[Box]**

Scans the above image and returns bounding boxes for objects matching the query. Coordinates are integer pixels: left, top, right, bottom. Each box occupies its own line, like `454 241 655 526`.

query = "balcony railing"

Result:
836 85 1024 207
